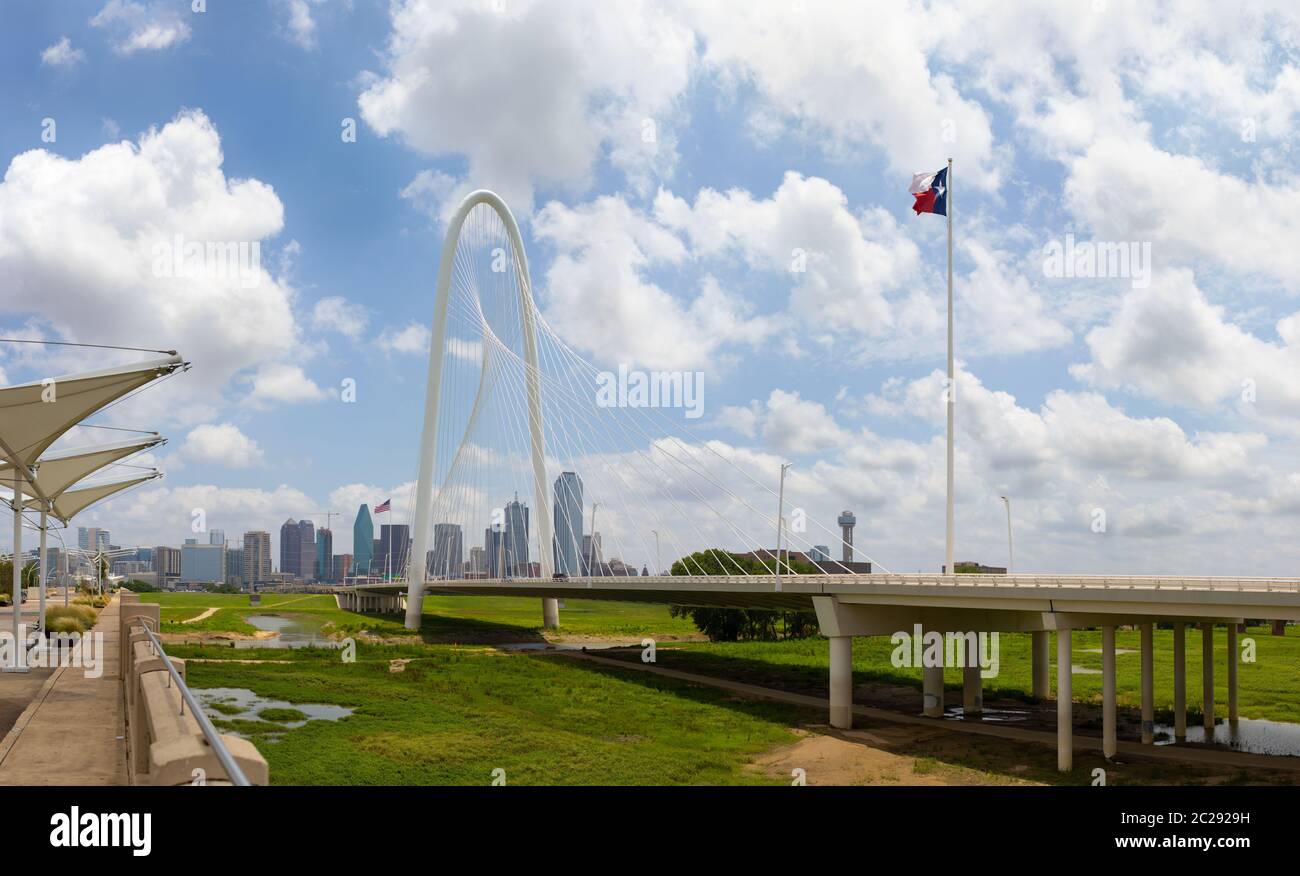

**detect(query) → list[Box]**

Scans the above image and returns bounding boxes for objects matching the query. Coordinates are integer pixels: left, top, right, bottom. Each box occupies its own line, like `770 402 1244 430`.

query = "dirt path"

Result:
180 607 220 624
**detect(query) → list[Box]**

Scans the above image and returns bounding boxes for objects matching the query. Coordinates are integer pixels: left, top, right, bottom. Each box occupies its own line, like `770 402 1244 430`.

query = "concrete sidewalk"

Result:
0 596 126 785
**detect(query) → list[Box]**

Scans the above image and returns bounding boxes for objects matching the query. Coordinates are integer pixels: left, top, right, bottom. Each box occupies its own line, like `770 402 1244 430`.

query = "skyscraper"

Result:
208 529 226 547
180 538 225 583
552 472 583 576
378 524 410 579
583 532 603 575
316 528 334 582
279 518 301 578
243 531 272 585
353 504 374 575
297 519 316 581
484 525 505 579
431 523 463 579
503 497 529 578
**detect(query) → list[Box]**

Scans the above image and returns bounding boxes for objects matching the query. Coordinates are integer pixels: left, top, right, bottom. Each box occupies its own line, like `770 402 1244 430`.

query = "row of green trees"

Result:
667 549 820 642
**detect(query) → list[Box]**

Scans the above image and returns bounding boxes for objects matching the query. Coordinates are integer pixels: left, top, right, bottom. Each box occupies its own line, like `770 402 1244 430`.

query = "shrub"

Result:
46 604 98 630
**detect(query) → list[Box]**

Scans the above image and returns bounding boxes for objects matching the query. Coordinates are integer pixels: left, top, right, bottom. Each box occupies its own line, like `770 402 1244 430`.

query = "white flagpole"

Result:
945 157 955 575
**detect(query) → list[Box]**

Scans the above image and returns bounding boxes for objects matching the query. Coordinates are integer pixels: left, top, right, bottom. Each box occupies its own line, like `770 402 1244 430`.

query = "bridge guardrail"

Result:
406 572 1300 594
121 601 266 786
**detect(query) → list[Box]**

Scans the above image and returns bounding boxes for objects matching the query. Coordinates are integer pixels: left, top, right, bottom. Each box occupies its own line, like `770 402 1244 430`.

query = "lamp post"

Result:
650 529 661 576
999 495 1013 574
775 463 793 592
589 502 599 576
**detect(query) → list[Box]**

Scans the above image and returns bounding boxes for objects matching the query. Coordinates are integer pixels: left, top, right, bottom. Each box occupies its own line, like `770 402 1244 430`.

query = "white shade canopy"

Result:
41 472 161 525
0 434 164 502
0 354 183 494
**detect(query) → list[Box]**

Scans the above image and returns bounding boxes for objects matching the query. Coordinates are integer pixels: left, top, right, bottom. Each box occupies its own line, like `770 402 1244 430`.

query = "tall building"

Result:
503 497 529 578
243 531 272 585
78 527 110 552
332 554 352 582
430 523 463 579
484 525 505 579
377 524 410 579
180 538 225 584
583 532 603 575
153 545 182 578
316 528 334 582
353 504 374 575
552 472 583 576
467 546 485 575
297 520 316 582
208 529 226 547
279 518 302 578
225 543 244 588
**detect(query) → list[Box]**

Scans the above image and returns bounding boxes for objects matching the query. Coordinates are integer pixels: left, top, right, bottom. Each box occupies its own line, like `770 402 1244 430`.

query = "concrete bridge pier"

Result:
1140 623 1154 744
962 662 982 717
1057 626 1073 771
1226 623 1238 723
829 636 853 729
1202 623 1215 732
922 660 944 718
1101 625 1117 759
1031 630 1050 700
1173 622 1187 739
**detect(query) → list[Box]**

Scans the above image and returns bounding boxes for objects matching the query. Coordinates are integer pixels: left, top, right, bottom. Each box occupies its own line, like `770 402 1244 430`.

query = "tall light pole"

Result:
650 529 660 576
589 502 599 576
775 463 792 592
999 495 1013 574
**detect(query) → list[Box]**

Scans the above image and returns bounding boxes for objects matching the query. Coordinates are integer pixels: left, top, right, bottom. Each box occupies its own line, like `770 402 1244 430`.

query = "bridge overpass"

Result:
343 572 1300 771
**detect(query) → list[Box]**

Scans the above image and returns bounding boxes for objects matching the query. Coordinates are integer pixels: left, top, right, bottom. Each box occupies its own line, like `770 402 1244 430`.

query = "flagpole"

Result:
945 156 955 575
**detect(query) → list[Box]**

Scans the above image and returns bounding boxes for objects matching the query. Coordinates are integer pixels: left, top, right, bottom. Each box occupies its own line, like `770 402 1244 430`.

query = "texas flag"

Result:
910 167 948 216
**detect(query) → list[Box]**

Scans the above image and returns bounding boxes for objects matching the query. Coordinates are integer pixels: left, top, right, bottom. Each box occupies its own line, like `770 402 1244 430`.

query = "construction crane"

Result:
314 511 340 532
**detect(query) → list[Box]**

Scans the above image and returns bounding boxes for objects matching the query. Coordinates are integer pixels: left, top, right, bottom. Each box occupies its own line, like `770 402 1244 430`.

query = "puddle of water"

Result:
1152 716 1300 757
197 687 354 733
239 614 341 649
945 706 1032 723
494 641 635 652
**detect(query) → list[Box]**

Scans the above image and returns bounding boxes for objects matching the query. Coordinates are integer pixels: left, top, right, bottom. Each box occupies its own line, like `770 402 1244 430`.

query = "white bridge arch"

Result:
404 190 558 630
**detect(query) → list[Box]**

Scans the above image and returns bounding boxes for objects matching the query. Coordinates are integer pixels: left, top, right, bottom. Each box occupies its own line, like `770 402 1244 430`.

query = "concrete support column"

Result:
1057 627 1072 772
1202 623 1215 732
1102 625 1117 759
829 635 852 729
542 597 559 630
1173 622 1186 740
1140 623 1154 744
1226 622 1238 723
962 664 982 717
922 663 944 718
1031 630 1050 700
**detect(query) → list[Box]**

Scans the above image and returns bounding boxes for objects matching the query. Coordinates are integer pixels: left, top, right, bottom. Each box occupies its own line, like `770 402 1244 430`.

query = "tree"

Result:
667 548 820 642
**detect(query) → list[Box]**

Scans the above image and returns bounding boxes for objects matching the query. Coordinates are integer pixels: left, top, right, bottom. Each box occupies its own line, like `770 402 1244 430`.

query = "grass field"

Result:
169 640 805 785
145 591 1300 785
142 591 699 641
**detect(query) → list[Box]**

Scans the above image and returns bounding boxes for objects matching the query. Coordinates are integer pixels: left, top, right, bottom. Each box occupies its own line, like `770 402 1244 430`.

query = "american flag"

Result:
374 498 391 513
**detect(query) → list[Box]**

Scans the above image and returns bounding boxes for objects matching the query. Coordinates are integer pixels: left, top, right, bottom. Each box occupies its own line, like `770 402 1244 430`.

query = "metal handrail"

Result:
138 623 250 786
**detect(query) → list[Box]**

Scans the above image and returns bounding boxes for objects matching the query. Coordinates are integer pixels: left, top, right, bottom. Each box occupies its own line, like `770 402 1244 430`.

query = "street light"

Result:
589 501 600 576
650 529 661 576
999 495 1014 574
775 462 793 592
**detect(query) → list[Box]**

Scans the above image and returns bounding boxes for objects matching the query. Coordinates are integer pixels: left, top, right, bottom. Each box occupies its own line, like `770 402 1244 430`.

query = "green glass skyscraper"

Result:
353 504 374 575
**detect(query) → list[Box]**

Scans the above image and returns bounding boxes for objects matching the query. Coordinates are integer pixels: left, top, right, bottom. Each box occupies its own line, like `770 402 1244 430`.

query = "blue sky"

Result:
3 1 1300 576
